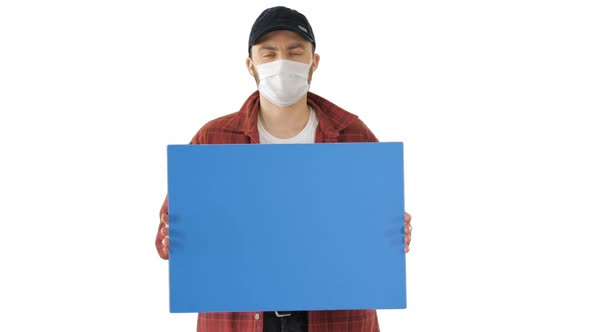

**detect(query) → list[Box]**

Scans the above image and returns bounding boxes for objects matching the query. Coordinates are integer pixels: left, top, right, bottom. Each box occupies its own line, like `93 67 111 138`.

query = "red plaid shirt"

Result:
156 91 380 332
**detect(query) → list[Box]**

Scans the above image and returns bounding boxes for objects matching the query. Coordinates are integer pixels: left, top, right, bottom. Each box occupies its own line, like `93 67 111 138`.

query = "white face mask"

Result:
255 59 311 107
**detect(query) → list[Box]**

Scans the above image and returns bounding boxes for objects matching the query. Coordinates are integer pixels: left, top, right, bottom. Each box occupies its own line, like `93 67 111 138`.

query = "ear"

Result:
311 53 320 73
246 57 255 76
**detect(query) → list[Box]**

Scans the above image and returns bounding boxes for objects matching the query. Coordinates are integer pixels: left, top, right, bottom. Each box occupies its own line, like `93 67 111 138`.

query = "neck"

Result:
258 94 311 139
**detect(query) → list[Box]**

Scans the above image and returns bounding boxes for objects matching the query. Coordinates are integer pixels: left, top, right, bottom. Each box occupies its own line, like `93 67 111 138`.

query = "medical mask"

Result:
255 59 311 107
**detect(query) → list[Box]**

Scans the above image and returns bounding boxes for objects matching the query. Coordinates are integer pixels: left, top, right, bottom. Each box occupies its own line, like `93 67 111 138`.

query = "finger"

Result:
162 246 169 259
404 244 409 253
160 224 169 237
404 223 412 234
404 212 412 224
405 234 411 245
162 236 169 248
161 213 169 225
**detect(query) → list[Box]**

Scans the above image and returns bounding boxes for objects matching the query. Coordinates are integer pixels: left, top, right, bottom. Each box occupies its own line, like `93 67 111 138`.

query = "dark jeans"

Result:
263 311 308 332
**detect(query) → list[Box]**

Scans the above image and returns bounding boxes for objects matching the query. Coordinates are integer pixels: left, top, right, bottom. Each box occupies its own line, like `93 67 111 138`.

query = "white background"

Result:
1 0 589 331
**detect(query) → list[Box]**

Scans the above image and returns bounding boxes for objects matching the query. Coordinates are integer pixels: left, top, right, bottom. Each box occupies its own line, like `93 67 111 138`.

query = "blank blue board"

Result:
167 142 406 313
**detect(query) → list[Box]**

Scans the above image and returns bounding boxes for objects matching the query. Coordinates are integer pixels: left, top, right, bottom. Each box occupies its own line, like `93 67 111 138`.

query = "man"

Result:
155 6 413 332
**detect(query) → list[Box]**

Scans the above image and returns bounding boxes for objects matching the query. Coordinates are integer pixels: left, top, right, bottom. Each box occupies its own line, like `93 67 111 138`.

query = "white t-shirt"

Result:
258 107 318 144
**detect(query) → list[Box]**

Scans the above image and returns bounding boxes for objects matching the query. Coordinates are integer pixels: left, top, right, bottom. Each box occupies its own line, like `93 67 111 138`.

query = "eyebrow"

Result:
257 45 278 53
287 42 305 50
256 42 307 53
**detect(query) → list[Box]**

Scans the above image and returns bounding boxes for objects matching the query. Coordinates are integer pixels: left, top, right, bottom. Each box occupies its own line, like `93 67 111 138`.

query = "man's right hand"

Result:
156 212 170 260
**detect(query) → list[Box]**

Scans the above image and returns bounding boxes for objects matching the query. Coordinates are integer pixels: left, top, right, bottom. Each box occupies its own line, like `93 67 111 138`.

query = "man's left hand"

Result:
404 212 412 253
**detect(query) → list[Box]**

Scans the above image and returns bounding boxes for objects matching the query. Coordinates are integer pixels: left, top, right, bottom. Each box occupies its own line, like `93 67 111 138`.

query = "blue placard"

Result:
167 142 406 313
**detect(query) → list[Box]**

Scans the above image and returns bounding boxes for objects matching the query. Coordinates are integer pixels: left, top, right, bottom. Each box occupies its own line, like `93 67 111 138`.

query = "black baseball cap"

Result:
248 6 316 56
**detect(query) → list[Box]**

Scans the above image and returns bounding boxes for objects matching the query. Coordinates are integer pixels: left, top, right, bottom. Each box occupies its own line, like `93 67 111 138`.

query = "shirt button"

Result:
255 313 260 320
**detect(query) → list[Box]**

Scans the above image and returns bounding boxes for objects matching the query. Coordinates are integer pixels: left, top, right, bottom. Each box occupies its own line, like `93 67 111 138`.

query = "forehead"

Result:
254 30 311 48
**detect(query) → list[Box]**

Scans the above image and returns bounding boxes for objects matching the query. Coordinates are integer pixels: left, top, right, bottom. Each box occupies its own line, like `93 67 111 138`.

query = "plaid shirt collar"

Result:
223 91 359 143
